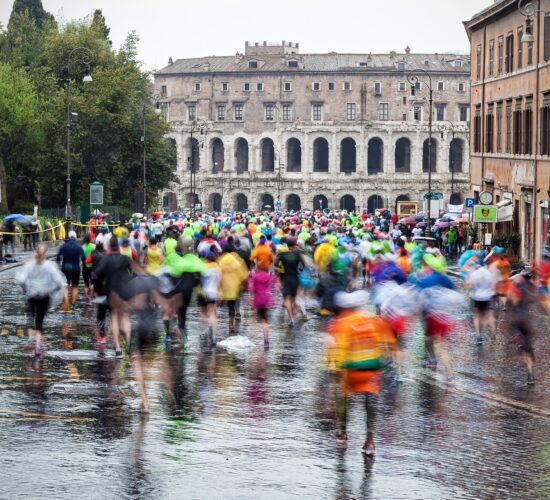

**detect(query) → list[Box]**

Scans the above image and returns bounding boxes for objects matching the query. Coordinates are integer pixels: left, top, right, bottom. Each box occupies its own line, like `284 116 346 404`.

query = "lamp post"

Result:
187 119 209 216
141 91 161 216
274 147 285 210
408 69 434 235
439 120 456 203
66 47 93 228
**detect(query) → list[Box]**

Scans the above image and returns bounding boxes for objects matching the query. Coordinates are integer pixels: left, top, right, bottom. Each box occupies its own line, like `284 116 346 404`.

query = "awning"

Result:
497 199 513 222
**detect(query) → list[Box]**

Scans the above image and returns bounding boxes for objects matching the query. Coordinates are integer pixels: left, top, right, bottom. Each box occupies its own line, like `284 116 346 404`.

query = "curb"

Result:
0 242 62 274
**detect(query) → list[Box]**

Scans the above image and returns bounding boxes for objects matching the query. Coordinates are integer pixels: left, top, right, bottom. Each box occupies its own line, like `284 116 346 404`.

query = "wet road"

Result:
1 264 549 499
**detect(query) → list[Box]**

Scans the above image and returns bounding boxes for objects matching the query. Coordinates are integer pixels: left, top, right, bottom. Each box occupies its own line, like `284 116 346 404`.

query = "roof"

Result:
463 0 517 36
155 52 470 77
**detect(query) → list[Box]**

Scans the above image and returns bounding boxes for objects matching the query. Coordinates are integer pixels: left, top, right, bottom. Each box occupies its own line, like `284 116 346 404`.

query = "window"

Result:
265 104 274 121
328 82 335 91
398 62 405 72
518 27 523 69
402 96 407 105
187 103 196 121
459 104 469 122
496 103 503 153
458 82 466 92
234 103 243 121
454 60 463 68
379 103 389 121
498 36 503 74
473 106 481 153
524 97 533 154
414 106 422 121
288 60 298 68
312 103 323 121
545 16 550 60
437 81 444 91
221 82 228 92
402 113 407 121
346 103 356 121
161 85 167 98
358 62 368 67
374 82 381 96
343 81 352 91
243 82 250 92
435 103 445 121
249 60 258 69
541 96 550 155
256 82 264 92
398 82 406 92
513 100 522 154
506 101 512 153
527 40 533 65
485 106 494 153
489 39 494 77
283 81 292 92
217 104 225 120
312 82 321 91
194 82 201 92
282 103 292 121
505 32 514 73
476 44 481 80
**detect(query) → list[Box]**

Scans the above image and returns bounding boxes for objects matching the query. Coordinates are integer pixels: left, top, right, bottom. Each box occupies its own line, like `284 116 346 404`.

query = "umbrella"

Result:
398 217 417 225
132 212 144 219
458 217 469 223
450 221 460 226
434 221 451 229
416 222 428 228
100 212 110 218
91 209 102 216
3 214 27 223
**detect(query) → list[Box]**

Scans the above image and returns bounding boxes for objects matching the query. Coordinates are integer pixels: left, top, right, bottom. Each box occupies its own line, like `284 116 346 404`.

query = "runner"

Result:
56 230 86 309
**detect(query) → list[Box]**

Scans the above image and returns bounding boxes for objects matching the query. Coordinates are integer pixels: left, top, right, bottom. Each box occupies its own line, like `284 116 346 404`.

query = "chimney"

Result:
168 57 173 65
405 45 410 54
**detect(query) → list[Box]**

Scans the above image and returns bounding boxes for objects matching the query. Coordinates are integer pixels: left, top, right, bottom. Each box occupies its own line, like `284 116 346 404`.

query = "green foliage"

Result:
0 6 177 211
493 231 521 255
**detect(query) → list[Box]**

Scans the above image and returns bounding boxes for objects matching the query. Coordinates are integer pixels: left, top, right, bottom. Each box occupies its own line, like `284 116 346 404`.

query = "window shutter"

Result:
545 16 550 60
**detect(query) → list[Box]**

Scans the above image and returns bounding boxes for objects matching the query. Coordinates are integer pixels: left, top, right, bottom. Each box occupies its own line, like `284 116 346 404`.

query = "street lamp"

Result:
518 0 544 44
439 120 456 203
274 146 285 210
66 47 93 227
187 119 209 215
141 90 161 216
408 68 434 235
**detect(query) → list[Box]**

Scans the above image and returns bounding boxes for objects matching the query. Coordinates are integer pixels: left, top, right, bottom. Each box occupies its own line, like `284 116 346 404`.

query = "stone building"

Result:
465 0 550 260
154 41 470 214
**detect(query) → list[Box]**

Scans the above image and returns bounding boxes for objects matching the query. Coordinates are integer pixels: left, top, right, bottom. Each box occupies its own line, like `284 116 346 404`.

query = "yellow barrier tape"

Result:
71 221 121 228
0 222 65 236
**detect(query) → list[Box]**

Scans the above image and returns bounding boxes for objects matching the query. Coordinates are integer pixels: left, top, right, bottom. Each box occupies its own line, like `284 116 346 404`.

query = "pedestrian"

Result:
200 249 222 345
56 230 86 309
219 243 248 333
87 241 108 342
467 255 498 344
144 236 164 275
249 267 277 347
16 244 66 357
82 233 96 301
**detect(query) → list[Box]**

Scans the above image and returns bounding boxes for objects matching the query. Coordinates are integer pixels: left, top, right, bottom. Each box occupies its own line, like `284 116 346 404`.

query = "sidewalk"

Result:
0 241 62 273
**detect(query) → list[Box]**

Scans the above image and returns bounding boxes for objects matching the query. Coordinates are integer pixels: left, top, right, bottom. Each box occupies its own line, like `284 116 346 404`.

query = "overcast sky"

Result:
1 0 491 72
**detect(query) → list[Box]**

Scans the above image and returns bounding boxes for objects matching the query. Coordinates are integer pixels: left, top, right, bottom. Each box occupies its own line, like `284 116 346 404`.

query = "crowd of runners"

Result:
13 209 550 455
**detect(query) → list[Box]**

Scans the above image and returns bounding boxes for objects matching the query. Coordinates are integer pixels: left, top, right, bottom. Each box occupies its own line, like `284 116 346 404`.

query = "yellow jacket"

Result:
219 252 248 301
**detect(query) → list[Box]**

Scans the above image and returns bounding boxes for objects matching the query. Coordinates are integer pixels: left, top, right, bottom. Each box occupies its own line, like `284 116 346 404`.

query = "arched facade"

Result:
261 137 275 172
367 138 383 174
287 138 302 172
395 194 410 213
450 192 463 204
313 137 329 172
422 138 437 172
261 193 274 210
449 138 463 173
209 192 222 212
286 193 301 211
340 195 356 211
367 195 384 214
188 137 200 172
235 138 249 174
236 193 248 211
211 138 224 173
340 138 356 172
395 137 411 173
313 194 328 210
162 191 177 212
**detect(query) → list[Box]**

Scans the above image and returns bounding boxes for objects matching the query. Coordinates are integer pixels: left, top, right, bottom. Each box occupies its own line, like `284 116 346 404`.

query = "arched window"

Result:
236 193 248 211
286 194 301 211
340 138 356 172
368 137 383 174
186 192 200 208
313 195 328 211
211 138 224 173
449 138 463 173
395 194 410 213
162 192 177 212
210 193 222 212
188 137 200 172
395 138 411 173
340 195 356 211
450 193 463 205
261 138 275 172
287 138 302 172
367 195 384 214
313 138 329 172
261 193 274 210
235 138 249 174
422 138 437 172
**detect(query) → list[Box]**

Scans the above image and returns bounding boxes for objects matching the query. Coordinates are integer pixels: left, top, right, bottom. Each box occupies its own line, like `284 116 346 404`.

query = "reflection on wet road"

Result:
1 266 549 498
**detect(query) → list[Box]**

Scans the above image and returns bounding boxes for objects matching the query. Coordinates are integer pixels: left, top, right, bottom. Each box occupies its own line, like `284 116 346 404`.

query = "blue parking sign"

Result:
465 198 475 208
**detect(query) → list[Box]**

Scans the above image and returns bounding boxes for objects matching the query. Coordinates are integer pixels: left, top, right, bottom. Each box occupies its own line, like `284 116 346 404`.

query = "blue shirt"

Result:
416 270 455 290
56 239 86 272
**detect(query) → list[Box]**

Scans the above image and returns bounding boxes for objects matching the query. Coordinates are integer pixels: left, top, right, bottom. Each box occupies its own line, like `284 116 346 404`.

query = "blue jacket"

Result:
56 239 85 272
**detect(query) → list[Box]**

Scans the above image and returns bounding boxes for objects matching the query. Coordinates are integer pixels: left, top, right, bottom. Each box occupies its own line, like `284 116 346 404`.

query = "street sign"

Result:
465 197 475 208
90 182 103 205
473 205 497 223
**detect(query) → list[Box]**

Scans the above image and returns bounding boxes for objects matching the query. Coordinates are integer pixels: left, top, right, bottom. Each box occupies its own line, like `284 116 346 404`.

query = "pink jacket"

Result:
249 270 277 310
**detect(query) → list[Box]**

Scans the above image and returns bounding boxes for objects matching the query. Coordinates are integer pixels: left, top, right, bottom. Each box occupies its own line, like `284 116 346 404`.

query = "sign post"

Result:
90 182 103 205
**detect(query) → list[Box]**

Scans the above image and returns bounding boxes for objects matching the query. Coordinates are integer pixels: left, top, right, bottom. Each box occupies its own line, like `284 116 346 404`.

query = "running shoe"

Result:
475 335 484 345
115 349 123 359
527 372 535 385
34 346 43 357
361 444 375 456
288 320 295 328
165 334 173 343
95 334 107 344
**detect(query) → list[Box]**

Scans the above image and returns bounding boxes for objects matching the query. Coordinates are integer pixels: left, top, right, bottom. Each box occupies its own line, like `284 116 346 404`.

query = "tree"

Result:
91 9 110 42
9 0 48 28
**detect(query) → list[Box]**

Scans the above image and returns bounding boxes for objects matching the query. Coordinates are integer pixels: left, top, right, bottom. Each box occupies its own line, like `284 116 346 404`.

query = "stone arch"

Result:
449 137 463 173
340 194 356 212
450 192 463 205
235 193 248 211
162 191 177 212
422 138 437 172
394 137 411 173
367 195 384 214
261 193 274 210
235 138 249 174
209 192 222 212
261 137 275 172
313 194 329 211
188 137 200 172
286 193 301 211
395 194 410 213
340 137 356 172
287 138 302 172
367 137 383 174
313 137 329 172
211 138 224 173
186 192 200 208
